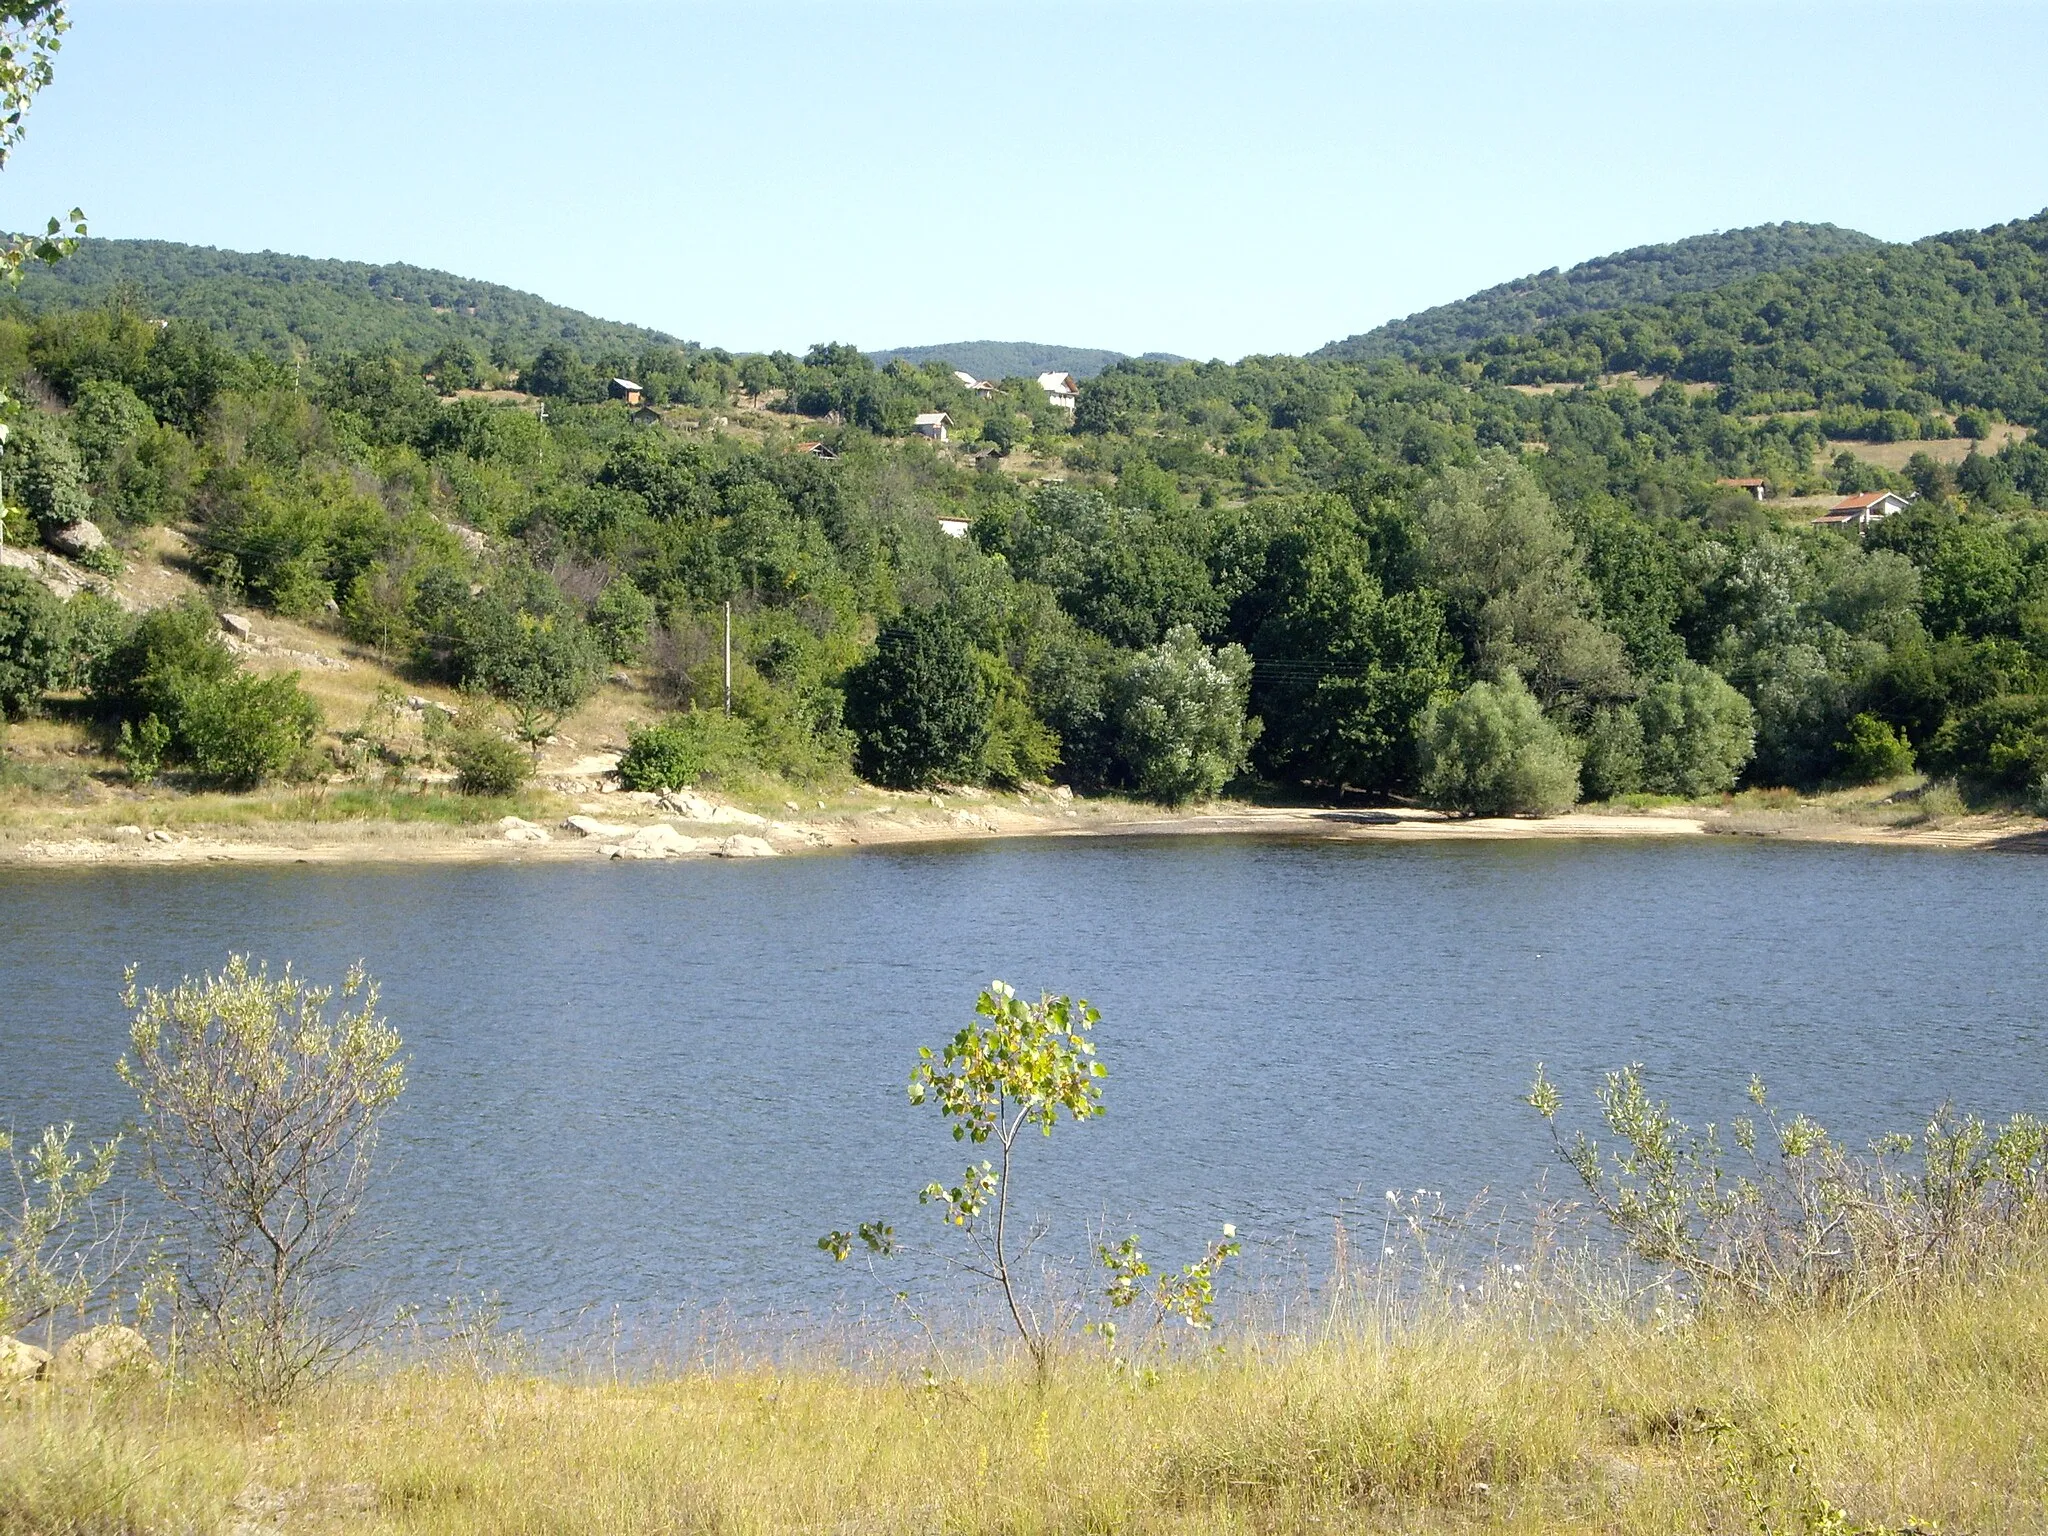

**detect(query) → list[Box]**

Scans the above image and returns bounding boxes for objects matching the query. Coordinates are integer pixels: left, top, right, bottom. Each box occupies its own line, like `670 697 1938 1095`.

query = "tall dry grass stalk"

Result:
6 1240 2045 1535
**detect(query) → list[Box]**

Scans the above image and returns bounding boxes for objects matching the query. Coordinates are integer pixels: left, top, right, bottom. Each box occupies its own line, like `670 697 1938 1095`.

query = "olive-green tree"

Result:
1111 624 1256 804
121 957 405 1405
1419 672 1580 816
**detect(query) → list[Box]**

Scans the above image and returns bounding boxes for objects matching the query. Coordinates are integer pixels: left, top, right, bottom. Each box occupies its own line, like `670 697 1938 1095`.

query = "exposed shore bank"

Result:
3 789 2042 870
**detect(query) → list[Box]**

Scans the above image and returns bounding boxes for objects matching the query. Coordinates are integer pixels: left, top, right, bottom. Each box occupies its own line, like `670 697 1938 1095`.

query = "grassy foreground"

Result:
6 1265 2044 1535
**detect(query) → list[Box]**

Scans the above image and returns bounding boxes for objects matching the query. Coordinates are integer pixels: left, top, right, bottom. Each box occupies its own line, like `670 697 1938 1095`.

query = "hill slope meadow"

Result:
7 238 678 362
1320 222 1886 363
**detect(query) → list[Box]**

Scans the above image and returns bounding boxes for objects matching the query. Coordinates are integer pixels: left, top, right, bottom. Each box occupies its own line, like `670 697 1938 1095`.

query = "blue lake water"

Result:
2 835 2043 1328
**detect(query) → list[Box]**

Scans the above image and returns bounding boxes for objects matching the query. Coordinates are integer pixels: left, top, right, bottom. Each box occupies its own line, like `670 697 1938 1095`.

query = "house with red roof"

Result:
1815 490 1912 527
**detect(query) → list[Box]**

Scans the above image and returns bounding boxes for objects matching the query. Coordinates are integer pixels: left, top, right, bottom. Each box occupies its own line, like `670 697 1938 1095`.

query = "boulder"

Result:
713 834 777 859
45 519 106 559
218 611 253 640
562 815 635 839
606 824 704 860
496 816 550 843
1051 785 1074 802
47 1324 156 1384
0 1334 50 1386
657 790 766 826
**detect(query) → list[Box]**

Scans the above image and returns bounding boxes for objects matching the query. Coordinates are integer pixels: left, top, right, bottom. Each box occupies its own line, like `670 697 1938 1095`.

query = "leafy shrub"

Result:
1835 712 1915 784
1419 673 1579 816
0 568 67 717
1110 624 1256 804
92 600 321 786
617 710 757 790
589 579 654 665
843 608 989 789
450 729 532 796
1925 694 2048 799
177 671 322 788
1635 661 1755 797
441 565 603 714
1577 705 1644 800
9 412 93 530
1531 1064 2048 1306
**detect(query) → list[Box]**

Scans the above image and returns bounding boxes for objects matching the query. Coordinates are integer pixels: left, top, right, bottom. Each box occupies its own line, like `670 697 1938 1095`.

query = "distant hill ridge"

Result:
866 341 1188 381
1317 222 1888 363
7 238 679 361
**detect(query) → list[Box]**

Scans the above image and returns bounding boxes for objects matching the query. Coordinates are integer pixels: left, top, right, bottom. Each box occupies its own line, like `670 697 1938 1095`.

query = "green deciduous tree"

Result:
825 982 1106 1373
1419 671 1580 816
0 565 65 716
1635 660 1756 797
1111 623 1255 804
842 608 989 788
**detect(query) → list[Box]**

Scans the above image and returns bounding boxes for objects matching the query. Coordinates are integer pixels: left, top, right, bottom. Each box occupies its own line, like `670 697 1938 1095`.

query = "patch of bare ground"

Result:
1823 423 2029 472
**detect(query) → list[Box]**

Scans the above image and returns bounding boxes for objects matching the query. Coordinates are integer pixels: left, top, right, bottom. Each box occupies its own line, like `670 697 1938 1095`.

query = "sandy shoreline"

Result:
3 797 2042 870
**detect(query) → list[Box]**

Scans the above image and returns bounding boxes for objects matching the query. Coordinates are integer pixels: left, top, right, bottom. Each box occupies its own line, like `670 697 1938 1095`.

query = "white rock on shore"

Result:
603 824 706 860
657 789 767 826
47 1324 157 1384
496 816 551 843
712 834 777 858
562 815 635 839
0 1334 50 1386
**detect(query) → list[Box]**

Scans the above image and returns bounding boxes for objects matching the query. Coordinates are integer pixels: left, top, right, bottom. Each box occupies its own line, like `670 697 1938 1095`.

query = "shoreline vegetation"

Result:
8 1264 2045 1534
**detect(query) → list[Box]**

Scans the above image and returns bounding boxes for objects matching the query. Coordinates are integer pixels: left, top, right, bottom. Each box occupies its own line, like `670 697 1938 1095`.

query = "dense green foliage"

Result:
449 728 533 796
1320 223 1884 363
844 609 990 789
1442 210 2048 429
10 239 675 362
0 566 65 715
6 208 2048 809
1419 673 1580 816
617 710 755 792
88 601 320 787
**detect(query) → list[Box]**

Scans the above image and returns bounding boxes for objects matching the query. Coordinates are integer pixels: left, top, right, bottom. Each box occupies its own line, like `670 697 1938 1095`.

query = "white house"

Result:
935 511 971 538
952 370 995 396
914 411 951 443
1037 372 1079 411
1817 490 1912 527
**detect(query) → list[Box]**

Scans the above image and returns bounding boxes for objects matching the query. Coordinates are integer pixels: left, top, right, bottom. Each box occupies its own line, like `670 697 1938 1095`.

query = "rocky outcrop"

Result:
45 519 106 559
218 611 253 639
47 1324 157 1384
657 790 767 826
496 816 551 843
712 834 778 858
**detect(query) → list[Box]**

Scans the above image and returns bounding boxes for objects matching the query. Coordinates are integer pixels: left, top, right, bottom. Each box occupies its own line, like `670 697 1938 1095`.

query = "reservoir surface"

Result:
3 835 2043 1328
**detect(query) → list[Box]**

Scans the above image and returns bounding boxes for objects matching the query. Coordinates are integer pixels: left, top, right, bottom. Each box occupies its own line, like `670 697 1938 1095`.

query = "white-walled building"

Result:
1037 372 1079 411
914 411 952 443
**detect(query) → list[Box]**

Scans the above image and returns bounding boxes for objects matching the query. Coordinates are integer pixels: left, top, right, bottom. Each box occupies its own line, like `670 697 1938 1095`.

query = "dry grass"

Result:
5 1263 2047 1534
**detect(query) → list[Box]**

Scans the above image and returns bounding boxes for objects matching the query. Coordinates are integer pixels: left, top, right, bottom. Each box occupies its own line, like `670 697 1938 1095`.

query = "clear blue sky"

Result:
5 1 2046 360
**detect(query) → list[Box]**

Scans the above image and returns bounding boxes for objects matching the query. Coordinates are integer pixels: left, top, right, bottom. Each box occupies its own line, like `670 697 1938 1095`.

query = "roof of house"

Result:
611 377 643 391
795 441 838 458
952 370 982 388
1037 372 1078 392
1717 477 1767 487
914 411 951 426
1833 491 1904 510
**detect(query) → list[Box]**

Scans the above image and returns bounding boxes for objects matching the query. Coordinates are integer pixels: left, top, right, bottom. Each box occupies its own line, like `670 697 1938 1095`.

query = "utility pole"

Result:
723 600 732 717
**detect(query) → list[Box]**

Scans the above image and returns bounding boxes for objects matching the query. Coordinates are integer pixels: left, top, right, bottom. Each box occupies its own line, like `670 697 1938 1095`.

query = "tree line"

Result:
2 282 2046 813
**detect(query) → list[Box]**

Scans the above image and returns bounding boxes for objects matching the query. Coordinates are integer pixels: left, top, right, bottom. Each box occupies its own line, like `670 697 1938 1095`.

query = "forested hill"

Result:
5 239 678 362
1444 209 2048 427
1318 222 1886 363
866 341 1186 380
